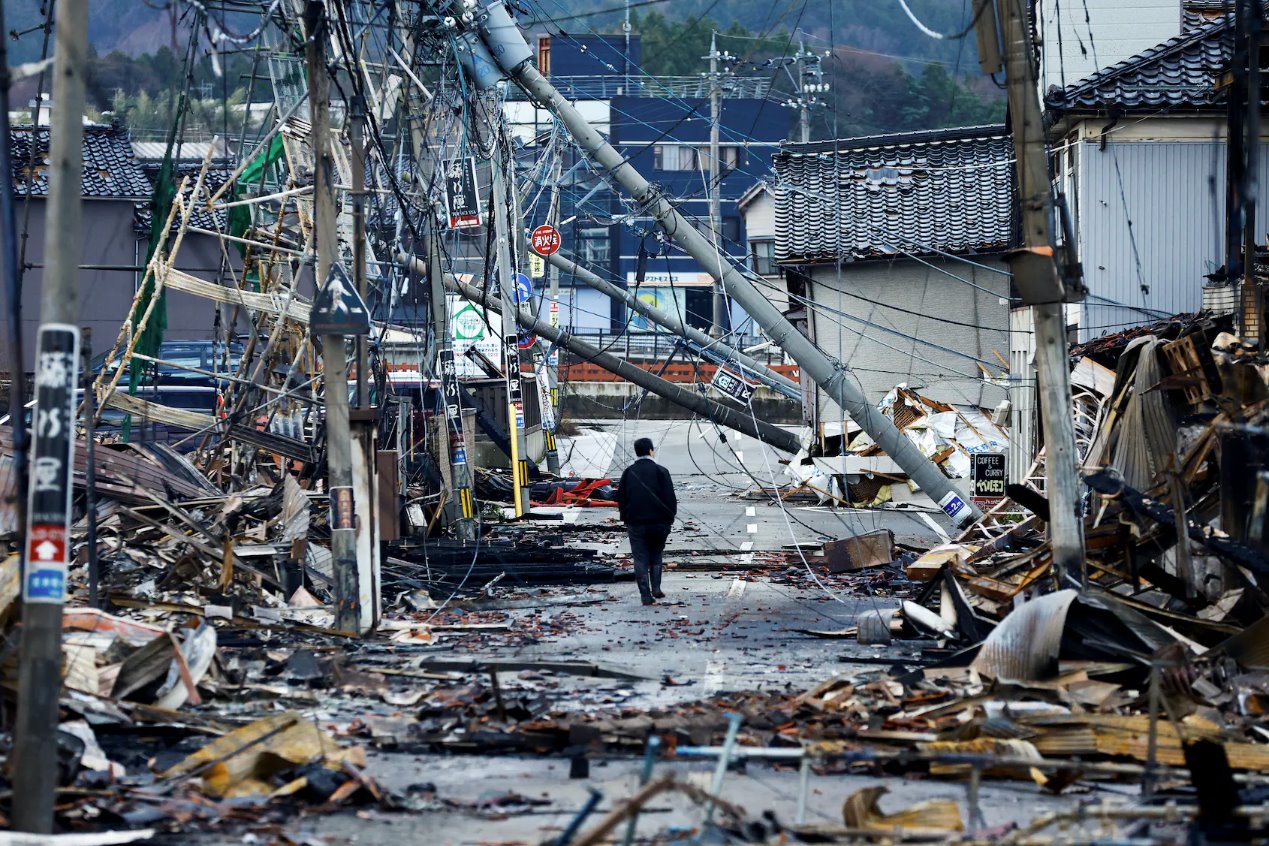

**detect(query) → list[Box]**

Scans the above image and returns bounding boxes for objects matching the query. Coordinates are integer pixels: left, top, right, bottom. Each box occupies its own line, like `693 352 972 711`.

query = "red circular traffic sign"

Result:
530 224 562 256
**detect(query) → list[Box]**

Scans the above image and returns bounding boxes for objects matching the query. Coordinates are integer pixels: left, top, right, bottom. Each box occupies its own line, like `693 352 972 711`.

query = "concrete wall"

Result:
1072 131 1269 340
1039 0 1180 90
804 256 1011 427
10 198 242 373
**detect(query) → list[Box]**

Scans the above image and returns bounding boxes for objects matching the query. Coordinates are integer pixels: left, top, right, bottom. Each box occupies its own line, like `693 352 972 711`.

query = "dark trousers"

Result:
628 523 670 601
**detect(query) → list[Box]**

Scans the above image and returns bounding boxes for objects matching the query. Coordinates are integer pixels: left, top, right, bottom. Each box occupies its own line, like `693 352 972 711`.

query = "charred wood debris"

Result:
3 9 1269 846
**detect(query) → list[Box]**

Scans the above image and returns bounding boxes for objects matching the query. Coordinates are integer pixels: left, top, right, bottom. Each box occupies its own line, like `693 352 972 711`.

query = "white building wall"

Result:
805 257 1012 429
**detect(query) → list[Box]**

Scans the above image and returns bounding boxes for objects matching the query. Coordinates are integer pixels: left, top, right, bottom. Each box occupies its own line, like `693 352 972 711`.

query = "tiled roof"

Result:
9 125 152 199
133 165 232 235
772 125 1015 264
1046 14 1232 112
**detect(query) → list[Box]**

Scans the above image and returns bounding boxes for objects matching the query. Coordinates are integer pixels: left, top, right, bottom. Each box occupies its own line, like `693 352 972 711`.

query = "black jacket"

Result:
616 457 677 526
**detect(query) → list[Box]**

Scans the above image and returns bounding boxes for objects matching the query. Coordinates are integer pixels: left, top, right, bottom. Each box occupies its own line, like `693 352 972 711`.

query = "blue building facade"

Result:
516 33 791 339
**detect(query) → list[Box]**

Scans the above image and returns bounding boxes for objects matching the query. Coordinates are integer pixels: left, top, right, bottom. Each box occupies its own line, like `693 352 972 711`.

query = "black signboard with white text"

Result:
443 158 481 229
972 452 1007 502
24 325 80 605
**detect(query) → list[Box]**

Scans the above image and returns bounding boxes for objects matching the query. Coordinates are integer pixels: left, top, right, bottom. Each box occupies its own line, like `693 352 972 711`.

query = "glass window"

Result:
750 240 776 276
579 226 610 265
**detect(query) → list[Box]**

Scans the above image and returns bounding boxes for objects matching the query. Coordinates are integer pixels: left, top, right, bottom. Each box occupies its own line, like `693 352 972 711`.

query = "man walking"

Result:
616 437 677 605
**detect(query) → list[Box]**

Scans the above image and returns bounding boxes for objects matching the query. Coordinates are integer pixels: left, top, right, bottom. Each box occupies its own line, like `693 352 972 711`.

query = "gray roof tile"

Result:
772 125 1016 263
1046 14 1233 112
9 125 152 200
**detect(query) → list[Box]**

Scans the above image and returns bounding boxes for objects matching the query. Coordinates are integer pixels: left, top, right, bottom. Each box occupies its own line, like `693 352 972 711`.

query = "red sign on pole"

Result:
530 224 561 256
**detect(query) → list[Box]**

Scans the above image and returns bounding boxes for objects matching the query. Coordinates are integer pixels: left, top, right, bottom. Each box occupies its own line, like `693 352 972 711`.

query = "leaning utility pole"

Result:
305 2 361 632
470 6 980 525
993 0 1088 585
706 32 727 338
13 0 87 831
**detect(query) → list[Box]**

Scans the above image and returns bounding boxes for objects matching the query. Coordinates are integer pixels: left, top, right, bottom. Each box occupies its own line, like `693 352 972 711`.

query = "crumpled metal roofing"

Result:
1046 14 1233 112
9 125 152 200
772 125 1015 264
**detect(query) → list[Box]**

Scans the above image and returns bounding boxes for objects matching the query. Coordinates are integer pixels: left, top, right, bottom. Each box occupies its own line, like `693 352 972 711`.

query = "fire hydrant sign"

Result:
24 324 80 604
530 224 561 256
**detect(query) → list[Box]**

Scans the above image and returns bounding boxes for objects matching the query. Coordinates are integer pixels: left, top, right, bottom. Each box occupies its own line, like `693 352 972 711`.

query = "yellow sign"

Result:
529 253 545 279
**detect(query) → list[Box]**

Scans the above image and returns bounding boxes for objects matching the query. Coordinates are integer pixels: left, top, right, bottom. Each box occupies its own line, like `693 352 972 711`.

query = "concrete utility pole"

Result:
543 154 564 475
995 0 1087 585
430 231 477 539
706 32 727 338
1227 0 1264 343
402 255 802 454
13 0 87 831
491 128 531 517
544 251 799 399
305 1 361 632
501 63 981 525
347 93 380 631
790 41 828 144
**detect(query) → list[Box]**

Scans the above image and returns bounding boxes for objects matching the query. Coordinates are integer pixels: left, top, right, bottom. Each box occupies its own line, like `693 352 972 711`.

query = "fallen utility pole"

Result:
305 1 361 633
544 251 799 399
995 0 1087 586
13 0 87 831
480 30 979 524
399 254 802 454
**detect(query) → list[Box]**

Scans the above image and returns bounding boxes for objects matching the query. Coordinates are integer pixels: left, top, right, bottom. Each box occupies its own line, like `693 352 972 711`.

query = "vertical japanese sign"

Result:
443 158 481 229
24 325 80 605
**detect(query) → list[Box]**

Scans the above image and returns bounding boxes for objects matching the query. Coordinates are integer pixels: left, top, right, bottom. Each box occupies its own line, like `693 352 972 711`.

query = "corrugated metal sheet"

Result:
1075 139 1269 341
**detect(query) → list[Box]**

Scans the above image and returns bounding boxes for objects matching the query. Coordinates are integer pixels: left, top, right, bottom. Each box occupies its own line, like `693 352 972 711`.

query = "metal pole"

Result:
998 0 1087 584
401 255 802 453
545 251 798 397
707 32 726 338
543 155 564 475
305 1 360 634
491 125 530 517
508 62 980 524
13 0 87 830
621 736 661 846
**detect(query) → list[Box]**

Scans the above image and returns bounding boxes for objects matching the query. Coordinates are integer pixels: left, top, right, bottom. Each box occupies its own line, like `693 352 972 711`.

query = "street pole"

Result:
544 250 799 398
491 125 531 517
12 0 87 831
347 92 380 632
401 254 802 454
706 32 726 338
305 1 360 633
997 0 1087 586
506 62 982 525
430 230 477 540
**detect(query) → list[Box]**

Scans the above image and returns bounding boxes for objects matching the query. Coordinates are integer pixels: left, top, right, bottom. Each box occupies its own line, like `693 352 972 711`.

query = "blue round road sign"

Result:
514 273 533 304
